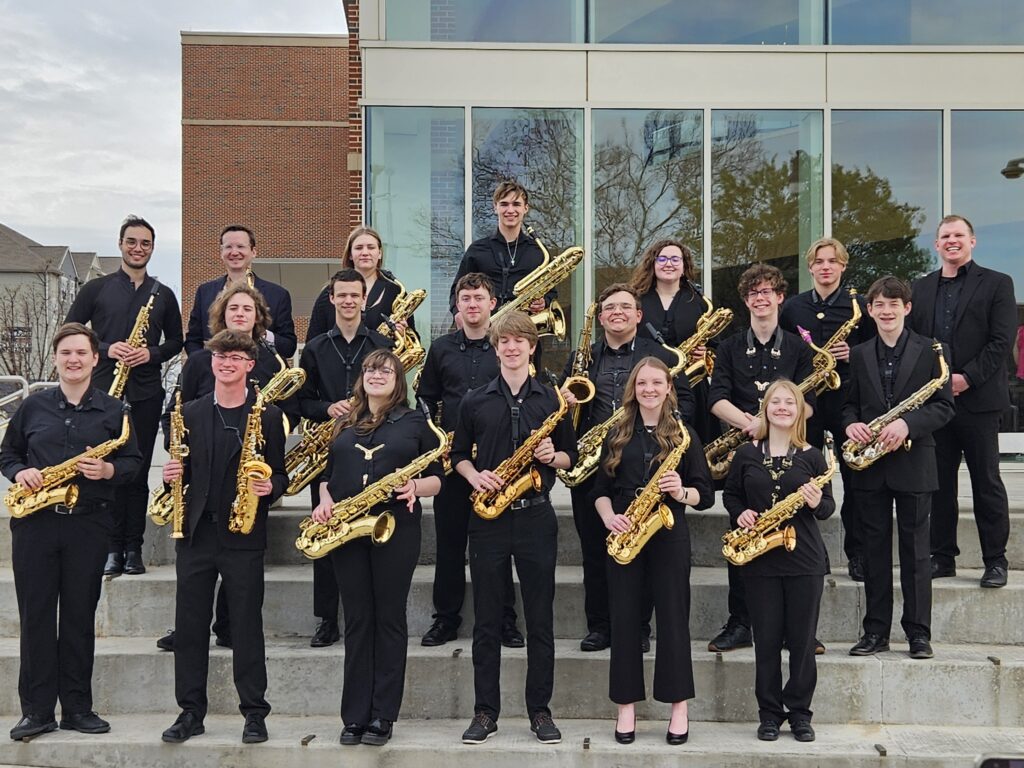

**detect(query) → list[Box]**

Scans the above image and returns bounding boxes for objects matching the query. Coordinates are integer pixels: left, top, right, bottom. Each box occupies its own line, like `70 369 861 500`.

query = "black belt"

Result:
509 493 550 511
49 501 104 515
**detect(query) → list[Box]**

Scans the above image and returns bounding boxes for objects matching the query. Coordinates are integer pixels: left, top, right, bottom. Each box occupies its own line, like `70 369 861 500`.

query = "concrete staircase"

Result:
0 464 1022 766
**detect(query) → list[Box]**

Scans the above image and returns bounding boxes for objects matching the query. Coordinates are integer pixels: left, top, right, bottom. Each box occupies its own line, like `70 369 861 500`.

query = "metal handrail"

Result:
0 376 58 433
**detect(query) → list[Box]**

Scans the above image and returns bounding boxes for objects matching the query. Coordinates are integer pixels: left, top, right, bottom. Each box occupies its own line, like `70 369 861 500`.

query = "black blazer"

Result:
176 393 288 551
185 273 297 358
909 263 1016 414
841 331 955 493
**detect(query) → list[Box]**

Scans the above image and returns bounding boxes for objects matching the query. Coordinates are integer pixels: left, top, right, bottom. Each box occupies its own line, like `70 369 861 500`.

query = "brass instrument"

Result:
606 418 691 565
148 392 187 537
109 293 156 399
843 342 949 471
680 294 734 387
801 288 861 397
295 416 448 558
244 267 255 289
722 432 837 565
565 302 597 430
385 318 427 374
284 419 335 495
5 406 132 518
472 387 568 520
378 273 428 374
228 388 272 535
489 228 584 340
262 348 307 436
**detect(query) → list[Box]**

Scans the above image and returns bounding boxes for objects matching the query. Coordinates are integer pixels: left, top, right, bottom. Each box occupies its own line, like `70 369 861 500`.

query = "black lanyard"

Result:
499 377 528 448
329 333 369 398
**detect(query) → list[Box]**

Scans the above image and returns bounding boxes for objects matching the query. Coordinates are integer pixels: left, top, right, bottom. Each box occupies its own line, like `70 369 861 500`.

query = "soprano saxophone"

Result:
606 419 691 565
109 293 156 399
722 432 836 565
148 391 187 537
228 388 272 535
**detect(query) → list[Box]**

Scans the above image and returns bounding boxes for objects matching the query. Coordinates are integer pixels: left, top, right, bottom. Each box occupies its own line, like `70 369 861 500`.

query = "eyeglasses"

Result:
122 237 153 250
212 352 252 363
746 288 778 300
362 365 396 377
655 255 683 265
600 302 637 313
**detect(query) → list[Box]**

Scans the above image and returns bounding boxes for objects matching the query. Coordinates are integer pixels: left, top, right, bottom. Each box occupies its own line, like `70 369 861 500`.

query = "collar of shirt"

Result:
327 323 370 342
876 328 910 360
484 372 538 398
488 228 530 247
939 261 973 284
811 285 844 307
54 385 104 412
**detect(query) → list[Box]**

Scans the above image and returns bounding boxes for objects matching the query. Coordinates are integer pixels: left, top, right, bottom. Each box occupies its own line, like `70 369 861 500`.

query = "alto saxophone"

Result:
261 344 307 435
109 293 156 399
5 406 132 518
228 388 272 535
680 293 734 387
722 433 837 565
285 419 336 496
295 415 448 558
564 301 597 430
148 391 187 537
843 342 949 471
473 387 568 520
606 419 691 565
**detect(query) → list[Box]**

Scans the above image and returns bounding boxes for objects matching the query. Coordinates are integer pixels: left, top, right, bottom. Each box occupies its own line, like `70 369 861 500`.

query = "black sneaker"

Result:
501 624 525 649
462 713 497 744
530 712 561 744
707 618 752 652
156 629 175 651
421 621 458 647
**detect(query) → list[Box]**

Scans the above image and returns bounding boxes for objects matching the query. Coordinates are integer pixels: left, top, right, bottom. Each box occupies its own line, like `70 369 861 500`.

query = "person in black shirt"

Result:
453 311 577 746
1 323 142 741
593 356 713 746
311 349 443 746
707 264 816 654
723 379 835 743
417 273 521 648
296 269 393 647
184 224 296 358
844 277 955 661
65 215 183 577
559 282 695 653
159 330 288 746
779 237 876 582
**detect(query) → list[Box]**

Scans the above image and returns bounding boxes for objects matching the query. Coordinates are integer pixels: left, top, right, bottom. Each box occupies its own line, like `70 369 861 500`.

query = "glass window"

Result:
386 0 584 43
366 107 466 342
592 0 823 44
710 110 824 320
592 109 703 298
831 111 941 290
830 0 1024 44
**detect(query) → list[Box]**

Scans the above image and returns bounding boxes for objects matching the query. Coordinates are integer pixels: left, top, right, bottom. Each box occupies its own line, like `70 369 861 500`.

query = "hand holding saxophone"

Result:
162 459 182 483
657 469 685 501
327 398 352 419
737 509 758 529
77 450 115 481
14 468 44 490
108 341 151 367
846 417 908 451
532 435 558 467
828 340 851 362
464 467 505 493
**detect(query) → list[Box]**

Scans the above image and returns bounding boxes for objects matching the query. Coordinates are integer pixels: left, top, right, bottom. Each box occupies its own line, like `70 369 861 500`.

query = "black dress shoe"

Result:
340 723 365 745
421 621 458 647
156 629 175 651
162 711 205 743
103 552 124 577
242 713 268 744
361 718 392 746
59 711 110 734
849 633 890 656
757 720 780 741
10 714 57 741
707 619 751 652
641 634 651 653
847 556 866 582
666 729 688 745
908 635 934 659
931 559 956 579
501 624 525 648
614 728 635 744
580 631 610 652
981 565 1008 588
123 550 146 575
310 619 341 648
791 720 815 742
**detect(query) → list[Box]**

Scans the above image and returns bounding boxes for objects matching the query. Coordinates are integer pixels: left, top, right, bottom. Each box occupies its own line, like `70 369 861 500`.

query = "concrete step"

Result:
0 565 1019 646
2 715 1022 768
0 637 1020 725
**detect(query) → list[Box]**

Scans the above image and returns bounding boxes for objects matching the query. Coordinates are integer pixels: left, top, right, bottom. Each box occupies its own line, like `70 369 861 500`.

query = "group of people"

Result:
0 180 1015 751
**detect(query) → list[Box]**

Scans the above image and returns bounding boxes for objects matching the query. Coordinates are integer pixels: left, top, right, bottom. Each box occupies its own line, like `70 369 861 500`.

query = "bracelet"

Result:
411 479 418 495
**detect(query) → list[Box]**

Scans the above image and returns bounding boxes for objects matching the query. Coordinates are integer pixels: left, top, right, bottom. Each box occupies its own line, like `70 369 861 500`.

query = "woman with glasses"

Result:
311 349 443 746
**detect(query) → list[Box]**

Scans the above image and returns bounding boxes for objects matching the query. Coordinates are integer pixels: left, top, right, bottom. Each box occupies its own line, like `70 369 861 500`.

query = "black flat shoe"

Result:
791 720 816 742
981 565 1008 588
123 550 146 575
310 619 341 648
579 631 610 652
340 724 365 745
757 720 780 741
708 619 751 652
162 711 204 743
59 711 110 734
666 729 688 745
103 552 124 577
931 559 956 579
614 729 635 744
849 633 890 656
10 714 57 741
361 718 392 746
241 713 268 744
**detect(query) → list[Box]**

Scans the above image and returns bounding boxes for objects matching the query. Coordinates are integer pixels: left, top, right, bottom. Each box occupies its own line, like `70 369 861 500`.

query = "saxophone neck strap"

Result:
499 376 528 447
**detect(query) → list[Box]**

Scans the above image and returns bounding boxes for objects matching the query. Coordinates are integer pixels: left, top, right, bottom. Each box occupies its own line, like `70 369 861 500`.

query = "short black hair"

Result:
119 215 155 243
866 275 912 304
329 268 367 296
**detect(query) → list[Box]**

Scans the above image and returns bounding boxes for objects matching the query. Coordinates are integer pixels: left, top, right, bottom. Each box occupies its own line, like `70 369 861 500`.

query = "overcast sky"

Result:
0 0 347 295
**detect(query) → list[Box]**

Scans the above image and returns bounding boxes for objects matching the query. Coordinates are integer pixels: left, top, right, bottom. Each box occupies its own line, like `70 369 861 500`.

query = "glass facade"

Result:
386 0 584 43
830 0 1024 45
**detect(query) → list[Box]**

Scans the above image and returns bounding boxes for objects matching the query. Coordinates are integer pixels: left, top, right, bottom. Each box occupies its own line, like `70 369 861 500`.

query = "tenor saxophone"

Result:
109 293 156 399
679 293 734 387
228 388 272 535
5 406 132 518
843 342 949 470
148 391 188 537
378 273 428 373
606 419 691 565
295 416 448 558
472 387 568 520
722 433 837 565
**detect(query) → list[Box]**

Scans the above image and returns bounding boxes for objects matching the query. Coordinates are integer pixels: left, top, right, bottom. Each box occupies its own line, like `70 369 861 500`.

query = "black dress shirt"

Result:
416 330 499 431
306 270 416 342
185 273 296 358
0 385 143 505
876 330 910 409
933 261 974 350
65 270 184 401
637 285 709 348
722 441 835 576
449 229 551 314
297 324 394 422
451 374 578 494
779 285 876 382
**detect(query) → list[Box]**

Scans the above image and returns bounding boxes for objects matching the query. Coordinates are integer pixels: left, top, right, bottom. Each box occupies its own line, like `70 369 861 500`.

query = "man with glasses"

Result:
707 264 815 653
559 283 695 652
66 215 183 577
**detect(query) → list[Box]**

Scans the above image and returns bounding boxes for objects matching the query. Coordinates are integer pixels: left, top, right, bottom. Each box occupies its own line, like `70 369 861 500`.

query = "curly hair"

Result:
208 283 272 340
629 239 697 296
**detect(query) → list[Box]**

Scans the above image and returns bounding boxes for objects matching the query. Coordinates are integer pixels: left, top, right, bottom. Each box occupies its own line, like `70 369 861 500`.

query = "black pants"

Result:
174 518 269 719
332 508 420 724
311 485 339 623
431 473 517 630
859 489 931 639
808 389 862 559
931 410 1009 569
468 500 557 720
12 505 111 719
110 392 163 552
726 560 749 627
607 516 694 704
744 572 822 724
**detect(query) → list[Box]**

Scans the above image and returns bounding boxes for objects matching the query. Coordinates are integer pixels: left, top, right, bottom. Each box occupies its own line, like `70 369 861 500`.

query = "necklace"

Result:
505 237 520 267
762 441 795 506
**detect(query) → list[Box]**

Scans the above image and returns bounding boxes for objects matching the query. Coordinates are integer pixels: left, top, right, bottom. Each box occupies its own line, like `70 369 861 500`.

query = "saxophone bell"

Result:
529 299 567 340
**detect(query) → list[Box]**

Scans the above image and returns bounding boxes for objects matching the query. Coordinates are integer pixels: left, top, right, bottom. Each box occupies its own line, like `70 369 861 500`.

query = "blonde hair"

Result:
804 237 850 268
602 357 683 475
753 379 809 448
488 310 539 347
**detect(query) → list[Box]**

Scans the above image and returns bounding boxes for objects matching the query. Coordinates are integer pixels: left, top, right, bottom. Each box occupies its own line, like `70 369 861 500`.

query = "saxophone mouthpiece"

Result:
797 325 813 344
523 226 537 242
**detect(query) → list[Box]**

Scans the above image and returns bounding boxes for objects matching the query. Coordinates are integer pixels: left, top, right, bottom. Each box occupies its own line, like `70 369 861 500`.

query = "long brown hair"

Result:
602 356 683 475
629 238 697 296
208 283 272 340
341 225 384 272
753 379 809 448
337 349 408 436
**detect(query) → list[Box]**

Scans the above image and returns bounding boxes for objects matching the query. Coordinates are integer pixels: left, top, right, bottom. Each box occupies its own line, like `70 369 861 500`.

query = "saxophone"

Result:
109 293 156 399
295 415 448 558
680 294 734 387
228 388 272 535
606 419 691 565
473 387 568 520
378 273 427 374
148 391 188 537
843 342 949 471
722 432 837 565
261 345 307 431
564 302 597 430
5 406 132 518
802 287 861 396
489 229 584 340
